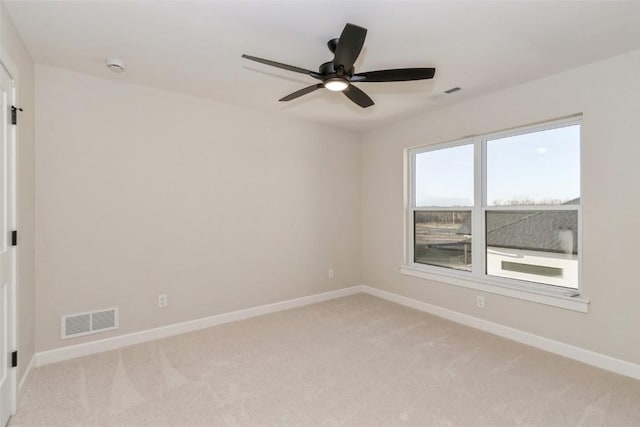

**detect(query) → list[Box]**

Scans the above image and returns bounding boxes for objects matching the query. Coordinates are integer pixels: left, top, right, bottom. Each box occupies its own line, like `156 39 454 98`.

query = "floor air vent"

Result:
61 307 119 339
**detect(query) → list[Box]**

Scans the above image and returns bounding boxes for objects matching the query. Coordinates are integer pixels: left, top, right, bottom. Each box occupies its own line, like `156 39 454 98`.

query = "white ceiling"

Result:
6 0 640 132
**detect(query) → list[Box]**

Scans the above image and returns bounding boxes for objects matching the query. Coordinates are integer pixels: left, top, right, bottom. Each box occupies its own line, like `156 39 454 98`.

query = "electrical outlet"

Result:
476 296 485 309
328 269 334 279
158 294 168 308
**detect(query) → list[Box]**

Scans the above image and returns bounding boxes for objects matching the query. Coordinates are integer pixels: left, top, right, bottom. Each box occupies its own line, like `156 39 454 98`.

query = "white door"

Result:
0 63 16 427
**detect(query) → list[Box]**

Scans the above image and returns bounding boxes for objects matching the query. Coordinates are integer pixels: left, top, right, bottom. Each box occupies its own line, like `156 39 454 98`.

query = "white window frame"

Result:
402 116 588 312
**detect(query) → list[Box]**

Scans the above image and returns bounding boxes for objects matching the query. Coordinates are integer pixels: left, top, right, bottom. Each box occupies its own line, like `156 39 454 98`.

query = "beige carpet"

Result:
9 294 640 426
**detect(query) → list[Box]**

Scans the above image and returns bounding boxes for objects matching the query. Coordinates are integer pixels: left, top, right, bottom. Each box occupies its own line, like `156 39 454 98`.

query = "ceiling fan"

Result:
242 23 436 109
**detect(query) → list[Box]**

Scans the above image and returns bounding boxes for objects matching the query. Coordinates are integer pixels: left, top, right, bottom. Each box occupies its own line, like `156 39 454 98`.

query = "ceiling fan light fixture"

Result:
324 78 349 92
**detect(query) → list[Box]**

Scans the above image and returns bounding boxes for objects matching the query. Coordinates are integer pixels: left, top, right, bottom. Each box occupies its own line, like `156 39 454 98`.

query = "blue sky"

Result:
415 125 580 207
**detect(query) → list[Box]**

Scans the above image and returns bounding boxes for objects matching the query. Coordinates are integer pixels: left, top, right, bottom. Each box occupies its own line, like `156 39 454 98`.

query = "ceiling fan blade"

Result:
279 84 324 102
242 54 320 78
333 23 367 74
353 68 436 82
343 85 374 108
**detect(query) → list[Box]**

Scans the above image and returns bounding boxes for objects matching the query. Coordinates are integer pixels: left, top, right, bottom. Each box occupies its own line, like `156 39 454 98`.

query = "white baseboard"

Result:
33 284 640 382
361 285 640 381
35 286 365 367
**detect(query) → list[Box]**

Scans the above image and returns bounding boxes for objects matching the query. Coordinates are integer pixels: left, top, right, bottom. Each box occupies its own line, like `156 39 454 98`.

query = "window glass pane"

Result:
486 210 578 289
486 125 580 206
414 211 472 271
415 144 473 207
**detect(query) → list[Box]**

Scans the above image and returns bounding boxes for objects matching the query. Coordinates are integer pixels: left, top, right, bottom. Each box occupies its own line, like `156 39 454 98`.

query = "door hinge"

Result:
11 230 17 246
11 351 17 368
11 106 23 125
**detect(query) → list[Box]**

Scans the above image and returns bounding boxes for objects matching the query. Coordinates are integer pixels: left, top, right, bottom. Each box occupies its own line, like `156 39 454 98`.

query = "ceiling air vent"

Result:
61 307 119 339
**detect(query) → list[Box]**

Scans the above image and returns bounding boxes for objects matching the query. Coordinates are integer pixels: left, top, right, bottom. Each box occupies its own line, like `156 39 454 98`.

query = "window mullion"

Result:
413 207 473 212
472 138 484 277
407 151 416 264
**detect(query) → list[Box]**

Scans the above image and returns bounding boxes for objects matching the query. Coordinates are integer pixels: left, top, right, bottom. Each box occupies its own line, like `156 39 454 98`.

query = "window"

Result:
407 117 581 300
414 211 472 271
413 143 473 271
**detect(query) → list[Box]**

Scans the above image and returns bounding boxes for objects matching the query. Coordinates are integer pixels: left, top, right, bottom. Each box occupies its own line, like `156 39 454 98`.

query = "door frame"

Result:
0 52 18 423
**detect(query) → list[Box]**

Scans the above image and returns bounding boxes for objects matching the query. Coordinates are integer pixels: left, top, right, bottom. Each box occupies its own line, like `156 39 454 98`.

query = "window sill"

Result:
399 265 589 313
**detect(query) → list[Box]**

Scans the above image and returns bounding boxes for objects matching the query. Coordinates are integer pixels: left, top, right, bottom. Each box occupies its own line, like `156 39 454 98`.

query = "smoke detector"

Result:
105 58 126 73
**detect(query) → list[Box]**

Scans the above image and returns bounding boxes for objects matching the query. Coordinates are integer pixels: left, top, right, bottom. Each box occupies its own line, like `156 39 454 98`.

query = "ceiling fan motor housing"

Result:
319 61 350 76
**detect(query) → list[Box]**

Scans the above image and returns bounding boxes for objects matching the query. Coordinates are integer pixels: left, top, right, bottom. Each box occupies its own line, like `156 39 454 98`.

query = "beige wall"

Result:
35 65 361 352
0 2 36 385
361 49 640 365
17 23 640 368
